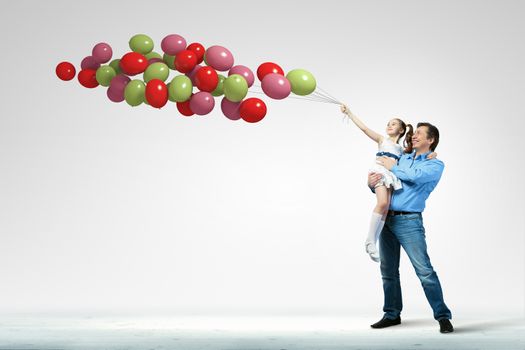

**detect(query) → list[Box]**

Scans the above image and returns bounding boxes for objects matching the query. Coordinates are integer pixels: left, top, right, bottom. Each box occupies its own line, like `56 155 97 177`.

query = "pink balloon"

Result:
205 46 234 71
228 65 255 87
261 73 291 100
92 42 113 64
190 92 215 115
148 58 163 65
221 97 242 120
80 56 100 70
111 74 131 89
186 64 203 84
161 34 187 55
107 87 123 103
107 74 130 103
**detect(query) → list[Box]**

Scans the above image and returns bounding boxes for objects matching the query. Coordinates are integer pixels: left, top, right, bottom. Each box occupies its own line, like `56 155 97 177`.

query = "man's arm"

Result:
368 172 382 193
390 159 444 184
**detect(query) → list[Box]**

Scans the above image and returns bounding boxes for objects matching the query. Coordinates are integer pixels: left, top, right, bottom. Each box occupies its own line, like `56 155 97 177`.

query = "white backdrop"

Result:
0 0 523 317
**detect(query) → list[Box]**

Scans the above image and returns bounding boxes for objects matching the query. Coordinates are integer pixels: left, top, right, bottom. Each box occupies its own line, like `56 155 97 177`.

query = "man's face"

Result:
412 126 433 151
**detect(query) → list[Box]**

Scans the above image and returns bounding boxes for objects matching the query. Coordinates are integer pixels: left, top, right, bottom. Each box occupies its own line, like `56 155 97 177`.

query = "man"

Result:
368 122 453 333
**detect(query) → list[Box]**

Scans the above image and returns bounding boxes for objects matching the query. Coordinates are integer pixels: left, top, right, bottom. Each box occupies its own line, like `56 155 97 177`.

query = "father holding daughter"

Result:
341 106 454 334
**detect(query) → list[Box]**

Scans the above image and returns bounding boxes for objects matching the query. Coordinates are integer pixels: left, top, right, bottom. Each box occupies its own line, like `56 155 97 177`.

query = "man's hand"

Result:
378 156 397 170
368 172 382 190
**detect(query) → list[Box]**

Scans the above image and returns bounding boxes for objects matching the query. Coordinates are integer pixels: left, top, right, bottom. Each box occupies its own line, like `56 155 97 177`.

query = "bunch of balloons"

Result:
56 34 322 123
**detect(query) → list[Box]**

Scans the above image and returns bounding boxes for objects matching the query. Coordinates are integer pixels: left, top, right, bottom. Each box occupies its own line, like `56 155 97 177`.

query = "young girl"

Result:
340 105 434 262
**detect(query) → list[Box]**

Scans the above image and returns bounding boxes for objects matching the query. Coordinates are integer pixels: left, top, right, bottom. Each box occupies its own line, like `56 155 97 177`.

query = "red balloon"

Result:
257 62 284 81
187 43 205 64
194 66 219 92
240 98 267 123
145 79 168 109
56 61 76 81
174 50 197 73
120 52 148 75
77 69 99 88
177 100 194 116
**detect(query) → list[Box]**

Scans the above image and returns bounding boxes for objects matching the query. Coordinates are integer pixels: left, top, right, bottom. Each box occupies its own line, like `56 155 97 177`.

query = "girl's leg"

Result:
374 185 390 215
378 187 392 233
366 185 389 262
375 187 392 255
381 187 392 221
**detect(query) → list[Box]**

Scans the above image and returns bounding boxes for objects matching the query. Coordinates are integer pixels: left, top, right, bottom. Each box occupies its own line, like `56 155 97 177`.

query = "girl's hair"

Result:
395 118 414 154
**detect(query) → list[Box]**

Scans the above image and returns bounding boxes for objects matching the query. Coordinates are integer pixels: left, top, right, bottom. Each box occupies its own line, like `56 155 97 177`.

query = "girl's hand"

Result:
427 152 438 159
340 104 350 115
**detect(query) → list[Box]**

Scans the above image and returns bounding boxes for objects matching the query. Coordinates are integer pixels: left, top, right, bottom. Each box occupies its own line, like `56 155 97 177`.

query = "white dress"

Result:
369 137 403 190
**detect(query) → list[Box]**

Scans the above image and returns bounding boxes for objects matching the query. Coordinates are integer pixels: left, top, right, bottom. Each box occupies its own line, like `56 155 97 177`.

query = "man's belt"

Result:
388 210 421 216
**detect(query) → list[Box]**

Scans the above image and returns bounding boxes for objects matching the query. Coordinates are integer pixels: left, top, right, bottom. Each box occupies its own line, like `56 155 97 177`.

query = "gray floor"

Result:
0 313 523 350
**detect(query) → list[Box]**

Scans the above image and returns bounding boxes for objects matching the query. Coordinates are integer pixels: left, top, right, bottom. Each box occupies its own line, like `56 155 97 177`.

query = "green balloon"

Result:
223 74 248 102
167 83 176 102
286 69 316 96
129 34 154 54
168 75 193 102
163 53 176 69
143 62 169 82
145 51 162 60
95 65 116 87
109 59 121 74
211 74 226 97
124 79 146 107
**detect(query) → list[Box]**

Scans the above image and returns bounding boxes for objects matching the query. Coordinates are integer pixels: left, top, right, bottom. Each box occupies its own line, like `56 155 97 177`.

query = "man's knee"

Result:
416 267 437 284
380 264 400 279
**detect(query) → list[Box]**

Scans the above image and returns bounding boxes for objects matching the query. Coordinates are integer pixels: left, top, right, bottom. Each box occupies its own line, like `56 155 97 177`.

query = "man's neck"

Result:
415 147 431 157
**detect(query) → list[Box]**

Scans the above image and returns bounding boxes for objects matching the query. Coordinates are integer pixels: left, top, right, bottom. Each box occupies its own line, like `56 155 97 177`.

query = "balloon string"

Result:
251 83 335 103
311 88 341 104
249 84 342 105
310 91 339 104
318 87 340 103
249 85 334 103
310 90 339 104
247 90 339 104
316 86 342 104
248 91 337 103
290 96 341 104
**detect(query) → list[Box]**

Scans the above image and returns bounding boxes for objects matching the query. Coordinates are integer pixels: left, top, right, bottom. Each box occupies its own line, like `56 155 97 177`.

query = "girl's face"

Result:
386 119 404 137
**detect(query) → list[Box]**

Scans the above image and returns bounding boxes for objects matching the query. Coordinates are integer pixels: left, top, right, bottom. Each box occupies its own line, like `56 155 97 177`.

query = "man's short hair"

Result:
417 122 440 151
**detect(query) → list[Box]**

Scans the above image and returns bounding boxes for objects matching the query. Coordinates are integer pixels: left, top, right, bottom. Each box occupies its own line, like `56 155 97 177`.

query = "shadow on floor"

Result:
401 317 524 333
454 317 524 333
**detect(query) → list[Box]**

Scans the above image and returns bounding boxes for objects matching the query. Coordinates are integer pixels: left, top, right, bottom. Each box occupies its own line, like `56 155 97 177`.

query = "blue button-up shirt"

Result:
389 151 444 212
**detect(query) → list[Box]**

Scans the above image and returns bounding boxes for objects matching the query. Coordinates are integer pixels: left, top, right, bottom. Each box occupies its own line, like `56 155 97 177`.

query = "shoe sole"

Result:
371 322 401 329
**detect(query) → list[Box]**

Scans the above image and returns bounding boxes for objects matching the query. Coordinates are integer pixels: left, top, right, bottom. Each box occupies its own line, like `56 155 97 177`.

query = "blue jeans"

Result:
379 213 452 320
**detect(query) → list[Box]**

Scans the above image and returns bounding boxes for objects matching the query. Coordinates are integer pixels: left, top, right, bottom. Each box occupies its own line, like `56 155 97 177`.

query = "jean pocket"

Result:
402 214 421 221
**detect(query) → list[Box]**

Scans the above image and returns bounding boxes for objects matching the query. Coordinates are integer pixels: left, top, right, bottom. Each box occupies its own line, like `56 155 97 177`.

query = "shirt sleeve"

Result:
391 159 444 184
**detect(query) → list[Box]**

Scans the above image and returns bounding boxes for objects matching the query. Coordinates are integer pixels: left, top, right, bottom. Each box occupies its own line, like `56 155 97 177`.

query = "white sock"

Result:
375 220 385 243
366 212 383 243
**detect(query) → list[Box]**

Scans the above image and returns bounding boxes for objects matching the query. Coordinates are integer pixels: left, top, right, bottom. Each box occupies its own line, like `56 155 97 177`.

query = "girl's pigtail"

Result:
404 124 414 154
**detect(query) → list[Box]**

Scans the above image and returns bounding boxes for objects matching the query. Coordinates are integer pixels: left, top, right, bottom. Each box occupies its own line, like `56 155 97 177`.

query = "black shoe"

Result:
370 316 401 328
439 319 454 333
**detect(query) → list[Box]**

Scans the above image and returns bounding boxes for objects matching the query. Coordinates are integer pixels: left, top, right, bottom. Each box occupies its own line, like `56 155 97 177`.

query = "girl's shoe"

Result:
365 241 380 262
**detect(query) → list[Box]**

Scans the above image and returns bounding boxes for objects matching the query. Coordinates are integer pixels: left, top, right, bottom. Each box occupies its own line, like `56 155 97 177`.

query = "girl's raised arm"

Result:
341 104 383 144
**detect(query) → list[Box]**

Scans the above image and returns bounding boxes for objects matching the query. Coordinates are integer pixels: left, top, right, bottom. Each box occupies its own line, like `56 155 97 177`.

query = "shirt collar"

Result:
407 151 432 159
407 151 432 160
